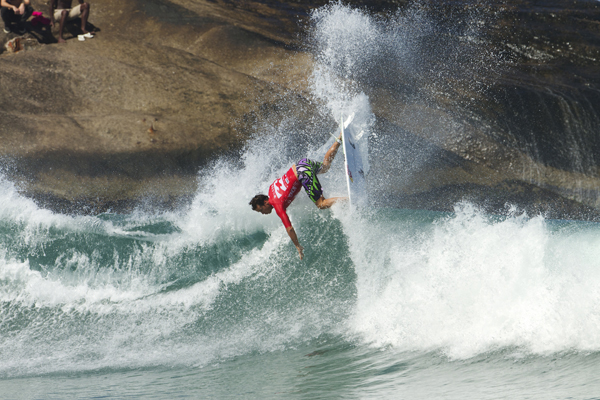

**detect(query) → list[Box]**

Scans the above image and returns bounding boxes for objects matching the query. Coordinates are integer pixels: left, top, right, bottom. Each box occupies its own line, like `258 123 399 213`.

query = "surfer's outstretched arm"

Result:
286 226 304 260
319 132 343 174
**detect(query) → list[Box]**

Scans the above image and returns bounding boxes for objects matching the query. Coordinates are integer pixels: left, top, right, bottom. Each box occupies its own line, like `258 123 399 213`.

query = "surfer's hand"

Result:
296 245 304 260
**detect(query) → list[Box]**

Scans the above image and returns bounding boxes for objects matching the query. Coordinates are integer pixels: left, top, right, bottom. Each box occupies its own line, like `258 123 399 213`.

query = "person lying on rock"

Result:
249 133 347 260
1 0 33 34
49 0 93 43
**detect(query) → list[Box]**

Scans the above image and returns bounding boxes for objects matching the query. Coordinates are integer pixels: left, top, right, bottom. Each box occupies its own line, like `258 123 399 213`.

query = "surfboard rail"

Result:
340 113 367 208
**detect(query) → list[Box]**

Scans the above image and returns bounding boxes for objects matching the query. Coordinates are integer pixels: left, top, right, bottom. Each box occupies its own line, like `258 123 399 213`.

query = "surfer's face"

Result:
255 203 273 215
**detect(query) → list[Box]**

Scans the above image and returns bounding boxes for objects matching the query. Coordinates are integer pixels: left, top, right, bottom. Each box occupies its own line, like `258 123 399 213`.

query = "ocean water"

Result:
2 177 600 399
3 3 600 399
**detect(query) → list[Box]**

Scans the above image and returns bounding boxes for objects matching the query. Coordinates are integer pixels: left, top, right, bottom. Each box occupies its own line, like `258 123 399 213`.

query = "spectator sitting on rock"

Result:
1 0 33 34
49 0 93 43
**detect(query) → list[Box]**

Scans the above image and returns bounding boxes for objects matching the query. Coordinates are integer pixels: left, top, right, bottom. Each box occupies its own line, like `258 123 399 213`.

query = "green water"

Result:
1 186 600 398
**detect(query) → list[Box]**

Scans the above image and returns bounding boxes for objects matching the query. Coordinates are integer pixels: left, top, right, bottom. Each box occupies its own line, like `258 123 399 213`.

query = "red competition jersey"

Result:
268 167 302 228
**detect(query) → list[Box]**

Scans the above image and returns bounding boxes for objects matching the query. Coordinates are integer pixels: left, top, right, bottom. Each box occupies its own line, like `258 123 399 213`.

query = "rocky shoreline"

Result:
1 0 599 219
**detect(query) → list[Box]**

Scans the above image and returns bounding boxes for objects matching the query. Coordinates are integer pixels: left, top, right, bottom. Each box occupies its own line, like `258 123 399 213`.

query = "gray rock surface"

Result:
0 0 318 212
0 0 599 219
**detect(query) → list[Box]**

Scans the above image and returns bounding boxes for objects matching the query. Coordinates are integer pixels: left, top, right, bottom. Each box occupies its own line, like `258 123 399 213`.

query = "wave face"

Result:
0 169 356 376
2 3 600 398
2 174 600 379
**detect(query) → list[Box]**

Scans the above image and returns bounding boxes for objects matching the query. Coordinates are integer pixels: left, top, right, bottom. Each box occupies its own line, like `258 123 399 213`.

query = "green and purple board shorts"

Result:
296 158 323 203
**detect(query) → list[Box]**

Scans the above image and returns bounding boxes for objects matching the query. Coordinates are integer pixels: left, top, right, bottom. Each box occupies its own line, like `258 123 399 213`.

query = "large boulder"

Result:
0 0 318 212
0 0 599 220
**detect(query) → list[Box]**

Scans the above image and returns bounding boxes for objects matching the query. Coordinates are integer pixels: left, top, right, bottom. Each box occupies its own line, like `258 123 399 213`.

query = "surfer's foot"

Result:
316 196 347 209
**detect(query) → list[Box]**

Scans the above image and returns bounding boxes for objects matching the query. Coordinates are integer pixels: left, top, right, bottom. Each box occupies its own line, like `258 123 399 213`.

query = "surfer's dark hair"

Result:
250 194 268 210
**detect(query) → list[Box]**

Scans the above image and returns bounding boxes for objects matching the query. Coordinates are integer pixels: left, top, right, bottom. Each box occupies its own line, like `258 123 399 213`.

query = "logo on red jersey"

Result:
273 177 288 198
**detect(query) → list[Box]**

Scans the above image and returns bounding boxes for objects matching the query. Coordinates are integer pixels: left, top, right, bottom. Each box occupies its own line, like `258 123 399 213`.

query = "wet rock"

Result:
362 0 600 220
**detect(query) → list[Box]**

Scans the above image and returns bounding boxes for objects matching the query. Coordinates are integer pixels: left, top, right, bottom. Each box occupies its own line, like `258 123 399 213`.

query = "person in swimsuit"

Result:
249 133 347 260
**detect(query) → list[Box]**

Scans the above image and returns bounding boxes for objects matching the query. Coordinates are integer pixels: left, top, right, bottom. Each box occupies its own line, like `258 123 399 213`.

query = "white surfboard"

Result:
340 113 368 208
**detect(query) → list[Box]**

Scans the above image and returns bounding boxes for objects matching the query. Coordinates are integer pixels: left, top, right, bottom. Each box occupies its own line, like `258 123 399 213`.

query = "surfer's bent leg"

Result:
297 158 346 209
319 134 342 174
315 195 345 209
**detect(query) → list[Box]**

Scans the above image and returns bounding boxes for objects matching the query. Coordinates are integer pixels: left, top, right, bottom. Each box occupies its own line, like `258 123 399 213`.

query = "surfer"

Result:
250 133 347 260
